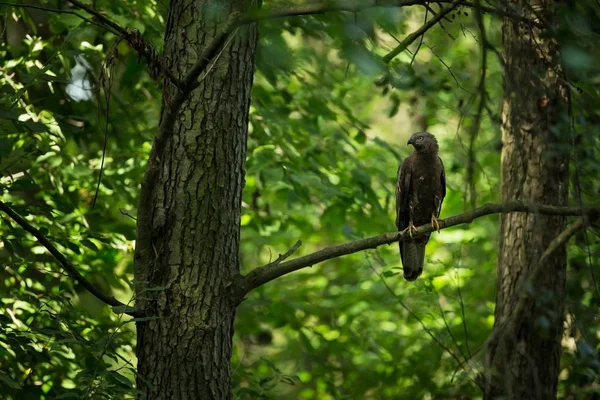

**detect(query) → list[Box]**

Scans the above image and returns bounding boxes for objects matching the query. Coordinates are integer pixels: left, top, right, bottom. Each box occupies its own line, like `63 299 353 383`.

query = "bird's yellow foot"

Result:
403 222 418 238
431 214 442 233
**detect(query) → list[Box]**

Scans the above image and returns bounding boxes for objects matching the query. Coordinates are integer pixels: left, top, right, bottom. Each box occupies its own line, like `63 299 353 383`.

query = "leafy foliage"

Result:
0 0 599 399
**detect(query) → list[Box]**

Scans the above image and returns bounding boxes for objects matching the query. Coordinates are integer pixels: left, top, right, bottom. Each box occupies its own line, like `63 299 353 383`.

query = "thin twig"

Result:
465 0 488 208
266 240 303 268
424 44 472 94
424 2 453 24
119 208 137 221
455 256 472 358
371 261 483 389
409 7 429 65
437 297 470 363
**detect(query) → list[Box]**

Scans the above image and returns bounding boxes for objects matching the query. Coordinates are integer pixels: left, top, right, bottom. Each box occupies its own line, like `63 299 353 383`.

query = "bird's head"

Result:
407 132 439 154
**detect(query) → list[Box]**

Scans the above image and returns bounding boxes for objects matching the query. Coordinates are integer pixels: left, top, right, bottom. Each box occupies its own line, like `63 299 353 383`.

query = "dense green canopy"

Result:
1 0 599 398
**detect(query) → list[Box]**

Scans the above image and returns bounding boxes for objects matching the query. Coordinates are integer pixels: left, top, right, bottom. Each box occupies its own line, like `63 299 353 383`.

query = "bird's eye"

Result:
418 136 423 141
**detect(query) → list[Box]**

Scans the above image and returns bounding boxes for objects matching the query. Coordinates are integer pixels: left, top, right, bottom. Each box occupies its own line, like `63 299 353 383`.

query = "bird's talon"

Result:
403 222 417 238
431 215 442 233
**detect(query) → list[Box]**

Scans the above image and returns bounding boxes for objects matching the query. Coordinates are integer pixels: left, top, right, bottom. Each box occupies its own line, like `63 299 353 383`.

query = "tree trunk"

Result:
132 1 257 398
485 1 569 398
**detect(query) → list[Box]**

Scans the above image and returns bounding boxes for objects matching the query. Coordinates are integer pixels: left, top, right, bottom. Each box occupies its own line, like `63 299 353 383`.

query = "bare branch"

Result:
238 202 600 297
0 201 137 316
272 240 303 264
424 44 472 94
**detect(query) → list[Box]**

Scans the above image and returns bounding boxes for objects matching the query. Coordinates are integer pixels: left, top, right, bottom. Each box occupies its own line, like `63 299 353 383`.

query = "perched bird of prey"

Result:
395 132 446 281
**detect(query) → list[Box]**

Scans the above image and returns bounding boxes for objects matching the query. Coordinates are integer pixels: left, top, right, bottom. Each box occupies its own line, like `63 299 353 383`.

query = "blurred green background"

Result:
1 1 599 398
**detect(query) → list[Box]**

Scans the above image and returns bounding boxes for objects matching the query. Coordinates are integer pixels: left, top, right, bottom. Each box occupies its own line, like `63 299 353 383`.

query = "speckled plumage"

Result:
395 132 446 281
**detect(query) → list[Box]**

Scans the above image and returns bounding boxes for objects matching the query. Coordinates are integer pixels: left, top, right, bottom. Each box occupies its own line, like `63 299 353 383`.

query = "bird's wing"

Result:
395 158 412 231
436 156 446 218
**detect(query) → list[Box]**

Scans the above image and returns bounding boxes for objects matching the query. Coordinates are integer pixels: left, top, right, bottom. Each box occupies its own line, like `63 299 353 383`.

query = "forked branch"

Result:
0 201 137 316
238 202 600 297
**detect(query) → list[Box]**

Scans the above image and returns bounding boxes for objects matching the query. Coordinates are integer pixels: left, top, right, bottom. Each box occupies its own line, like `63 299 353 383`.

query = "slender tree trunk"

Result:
132 1 257 398
485 1 569 398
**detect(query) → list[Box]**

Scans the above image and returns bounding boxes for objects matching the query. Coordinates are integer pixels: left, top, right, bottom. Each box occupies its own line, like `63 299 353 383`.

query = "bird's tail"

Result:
400 240 425 281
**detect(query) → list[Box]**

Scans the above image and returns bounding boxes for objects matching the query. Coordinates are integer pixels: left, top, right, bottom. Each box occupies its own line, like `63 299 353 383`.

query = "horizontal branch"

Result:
240 0 427 22
432 0 543 28
239 0 540 28
0 201 137 316
238 201 600 297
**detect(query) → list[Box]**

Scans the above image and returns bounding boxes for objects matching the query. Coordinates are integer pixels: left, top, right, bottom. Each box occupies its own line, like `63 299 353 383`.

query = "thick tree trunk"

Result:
485 1 569 399
132 1 257 398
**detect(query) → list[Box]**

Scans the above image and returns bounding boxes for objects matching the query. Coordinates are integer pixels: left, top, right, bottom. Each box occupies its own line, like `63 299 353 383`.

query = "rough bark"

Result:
485 1 569 398
132 0 257 398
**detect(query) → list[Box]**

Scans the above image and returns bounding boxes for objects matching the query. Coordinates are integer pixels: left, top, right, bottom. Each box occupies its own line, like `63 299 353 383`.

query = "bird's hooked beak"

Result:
407 137 414 146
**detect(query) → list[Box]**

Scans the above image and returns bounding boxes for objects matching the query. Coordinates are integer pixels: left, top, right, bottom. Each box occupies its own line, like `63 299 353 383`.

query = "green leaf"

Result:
64 241 81 255
0 372 21 389
354 130 367 144
108 370 134 388
80 239 99 252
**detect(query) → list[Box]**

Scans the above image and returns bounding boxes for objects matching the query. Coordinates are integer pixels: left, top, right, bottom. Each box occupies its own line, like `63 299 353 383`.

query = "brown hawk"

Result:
395 132 446 281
